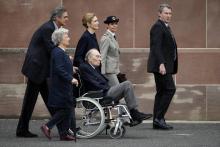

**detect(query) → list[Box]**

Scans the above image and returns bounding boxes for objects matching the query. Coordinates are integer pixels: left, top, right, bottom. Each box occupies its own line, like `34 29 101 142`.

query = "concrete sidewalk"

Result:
0 119 219 147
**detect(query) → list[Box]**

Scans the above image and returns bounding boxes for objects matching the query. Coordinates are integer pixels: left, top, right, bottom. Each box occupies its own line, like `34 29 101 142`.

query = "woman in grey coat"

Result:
100 16 120 86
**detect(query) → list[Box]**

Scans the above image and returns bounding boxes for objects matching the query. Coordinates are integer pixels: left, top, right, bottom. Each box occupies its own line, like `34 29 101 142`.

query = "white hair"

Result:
51 28 69 46
85 49 99 62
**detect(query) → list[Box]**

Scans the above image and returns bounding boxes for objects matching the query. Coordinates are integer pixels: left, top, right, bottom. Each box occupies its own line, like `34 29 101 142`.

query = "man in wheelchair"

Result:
78 49 152 126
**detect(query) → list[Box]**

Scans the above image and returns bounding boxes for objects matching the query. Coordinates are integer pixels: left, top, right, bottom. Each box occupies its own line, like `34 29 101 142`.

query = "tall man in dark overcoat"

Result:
147 4 178 130
16 6 69 137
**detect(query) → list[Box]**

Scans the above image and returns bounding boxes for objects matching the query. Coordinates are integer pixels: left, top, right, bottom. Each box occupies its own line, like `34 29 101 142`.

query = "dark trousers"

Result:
16 79 61 133
47 107 74 136
153 73 176 120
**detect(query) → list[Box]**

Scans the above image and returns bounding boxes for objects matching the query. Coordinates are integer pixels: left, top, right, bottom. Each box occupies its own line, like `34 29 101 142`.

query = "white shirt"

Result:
53 21 59 30
107 29 116 37
89 63 96 69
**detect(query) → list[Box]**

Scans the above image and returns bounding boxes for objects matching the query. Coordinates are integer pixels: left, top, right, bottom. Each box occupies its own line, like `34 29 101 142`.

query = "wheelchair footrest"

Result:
124 120 142 127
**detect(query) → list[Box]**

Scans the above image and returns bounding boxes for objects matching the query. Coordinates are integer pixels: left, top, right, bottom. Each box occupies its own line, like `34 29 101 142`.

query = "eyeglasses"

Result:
95 55 101 58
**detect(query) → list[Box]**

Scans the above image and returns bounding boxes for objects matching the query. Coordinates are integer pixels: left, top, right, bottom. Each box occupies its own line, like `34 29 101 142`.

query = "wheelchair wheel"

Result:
109 126 123 139
75 97 105 138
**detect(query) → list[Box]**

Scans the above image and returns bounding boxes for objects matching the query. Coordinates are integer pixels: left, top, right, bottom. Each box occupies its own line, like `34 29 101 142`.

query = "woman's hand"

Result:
73 66 79 73
71 78 79 87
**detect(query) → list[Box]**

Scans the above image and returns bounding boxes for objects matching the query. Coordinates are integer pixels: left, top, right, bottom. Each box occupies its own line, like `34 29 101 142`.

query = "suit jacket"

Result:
79 63 110 93
22 20 56 84
100 30 120 74
147 19 178 74
48 47 74 108
73 30 100 67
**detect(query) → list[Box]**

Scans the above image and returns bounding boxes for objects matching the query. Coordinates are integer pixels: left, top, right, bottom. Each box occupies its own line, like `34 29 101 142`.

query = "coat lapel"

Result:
105 31 120 53
87 64 108 82
158 20 177 48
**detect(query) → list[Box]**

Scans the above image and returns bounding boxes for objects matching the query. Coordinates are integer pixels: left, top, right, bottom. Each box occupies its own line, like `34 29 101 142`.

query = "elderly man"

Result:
17 6 69 137
79 49 152 125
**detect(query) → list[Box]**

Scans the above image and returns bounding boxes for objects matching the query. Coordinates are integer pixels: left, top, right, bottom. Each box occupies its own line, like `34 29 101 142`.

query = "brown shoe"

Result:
60 135 76 141
40 125 51 140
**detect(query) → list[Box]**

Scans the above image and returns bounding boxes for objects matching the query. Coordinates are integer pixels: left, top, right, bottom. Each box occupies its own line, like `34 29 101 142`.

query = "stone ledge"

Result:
0 84 220 120
1 48 220 54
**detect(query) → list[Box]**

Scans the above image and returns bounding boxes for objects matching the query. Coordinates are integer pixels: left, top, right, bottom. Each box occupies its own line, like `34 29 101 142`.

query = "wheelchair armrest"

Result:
82 90 104 98
99 96 115 106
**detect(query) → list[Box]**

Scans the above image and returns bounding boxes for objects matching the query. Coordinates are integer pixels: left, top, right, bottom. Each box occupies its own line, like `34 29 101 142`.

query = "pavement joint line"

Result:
1 119 220 124
142 120 220 124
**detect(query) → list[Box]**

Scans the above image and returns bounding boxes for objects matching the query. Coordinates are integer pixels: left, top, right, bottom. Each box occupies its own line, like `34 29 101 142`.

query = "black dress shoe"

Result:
16 130 38 137
153 119 172 130
141 113 153 120
166 124 173 129
130 109 152 121
129 119 142 127
160 118 174 129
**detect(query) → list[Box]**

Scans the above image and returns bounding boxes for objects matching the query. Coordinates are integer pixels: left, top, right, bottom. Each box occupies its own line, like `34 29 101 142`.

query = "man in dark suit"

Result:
16 6 69 137
147 4 178 130
79 49 152 125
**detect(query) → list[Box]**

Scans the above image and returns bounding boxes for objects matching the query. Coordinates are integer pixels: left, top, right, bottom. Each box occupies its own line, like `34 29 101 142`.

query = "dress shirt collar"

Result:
53 21 59 30
89 63 96 69
58 46 66 52
107 29 115 37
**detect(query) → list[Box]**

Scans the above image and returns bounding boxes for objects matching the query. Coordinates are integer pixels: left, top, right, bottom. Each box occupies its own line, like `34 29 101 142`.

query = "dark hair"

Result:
50 6 67 21
158 3 172 13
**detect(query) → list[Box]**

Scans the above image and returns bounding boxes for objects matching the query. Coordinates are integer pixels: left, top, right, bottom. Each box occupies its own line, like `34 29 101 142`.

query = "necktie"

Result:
114 35 117 40
167 26 173 36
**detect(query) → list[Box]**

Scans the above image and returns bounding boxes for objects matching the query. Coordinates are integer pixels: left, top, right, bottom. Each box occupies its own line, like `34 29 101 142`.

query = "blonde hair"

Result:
82 12 95 28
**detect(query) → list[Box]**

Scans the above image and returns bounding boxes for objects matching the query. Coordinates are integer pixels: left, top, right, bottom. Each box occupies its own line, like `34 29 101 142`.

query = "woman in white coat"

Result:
100 16 120 86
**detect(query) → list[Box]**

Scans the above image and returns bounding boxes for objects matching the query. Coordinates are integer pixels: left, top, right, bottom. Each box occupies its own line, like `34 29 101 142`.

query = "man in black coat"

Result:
16 6 69 137
147 4 178 130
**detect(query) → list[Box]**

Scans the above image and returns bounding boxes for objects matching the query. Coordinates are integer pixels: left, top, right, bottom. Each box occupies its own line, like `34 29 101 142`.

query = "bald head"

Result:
85 49 101 67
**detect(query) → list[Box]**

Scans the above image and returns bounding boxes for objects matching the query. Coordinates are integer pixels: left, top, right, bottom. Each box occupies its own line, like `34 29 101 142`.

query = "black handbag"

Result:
117 73 127 83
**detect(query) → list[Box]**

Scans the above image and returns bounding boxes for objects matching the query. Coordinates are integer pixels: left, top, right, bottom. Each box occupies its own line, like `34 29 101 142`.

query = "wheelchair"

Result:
74 73 135 139
75 91 135 139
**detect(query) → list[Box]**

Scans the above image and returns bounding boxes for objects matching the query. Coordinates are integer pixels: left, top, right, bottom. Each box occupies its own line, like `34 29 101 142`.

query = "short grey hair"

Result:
51 28 69 46
50 6 67 21
158 3 172 13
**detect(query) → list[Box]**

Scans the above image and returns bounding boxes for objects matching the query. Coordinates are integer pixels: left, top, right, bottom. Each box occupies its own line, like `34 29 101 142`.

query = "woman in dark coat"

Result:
40 28 78 141
73 12 100 67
